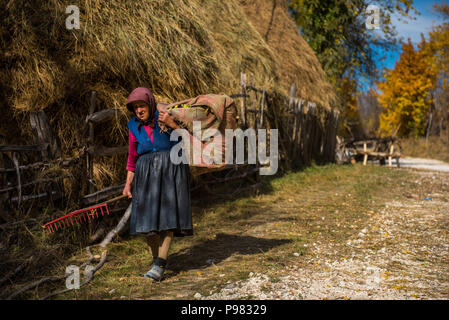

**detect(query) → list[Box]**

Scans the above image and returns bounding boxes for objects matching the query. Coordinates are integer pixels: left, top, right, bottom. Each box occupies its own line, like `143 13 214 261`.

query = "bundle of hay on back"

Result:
158 94 238 176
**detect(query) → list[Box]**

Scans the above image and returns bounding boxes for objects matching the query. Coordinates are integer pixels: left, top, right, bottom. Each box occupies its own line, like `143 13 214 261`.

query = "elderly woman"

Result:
122 87 192 281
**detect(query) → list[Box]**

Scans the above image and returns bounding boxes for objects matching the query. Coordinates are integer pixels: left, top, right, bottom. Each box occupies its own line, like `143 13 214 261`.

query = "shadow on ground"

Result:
189 166 289 211
167 233 291 273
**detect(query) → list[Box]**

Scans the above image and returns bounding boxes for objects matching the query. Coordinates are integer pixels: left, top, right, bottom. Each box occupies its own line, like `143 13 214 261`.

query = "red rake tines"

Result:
42 194 127 233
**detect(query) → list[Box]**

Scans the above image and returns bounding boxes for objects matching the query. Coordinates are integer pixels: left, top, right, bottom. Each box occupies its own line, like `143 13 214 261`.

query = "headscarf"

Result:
126 87 157 129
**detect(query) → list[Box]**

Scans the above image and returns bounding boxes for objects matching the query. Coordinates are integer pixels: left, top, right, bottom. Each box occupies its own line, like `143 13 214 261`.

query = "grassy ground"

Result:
14 163 416 299
400 136 449 163
2 164 420 299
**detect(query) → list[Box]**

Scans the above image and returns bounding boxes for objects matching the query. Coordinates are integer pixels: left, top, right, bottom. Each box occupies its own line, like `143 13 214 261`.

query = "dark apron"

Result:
130 150 193 237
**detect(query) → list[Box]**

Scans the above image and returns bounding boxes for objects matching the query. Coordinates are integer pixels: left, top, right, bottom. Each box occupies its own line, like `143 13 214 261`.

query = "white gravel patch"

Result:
399 157 449 172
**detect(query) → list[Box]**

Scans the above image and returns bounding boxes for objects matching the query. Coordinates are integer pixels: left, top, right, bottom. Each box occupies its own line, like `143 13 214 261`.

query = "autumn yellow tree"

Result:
377 39 437 137
289 0 418 139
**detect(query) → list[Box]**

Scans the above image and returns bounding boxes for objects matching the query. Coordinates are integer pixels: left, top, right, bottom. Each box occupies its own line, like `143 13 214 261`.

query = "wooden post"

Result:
297 99 305 163
363 143 368 166
305 103 317 165
12 153 21 207
291 99 299 160
395 141 401 167
326 109 334 162
288 82 296 156
331 110 339 162
29 111 61 161
240 73 247 128
250 74 257 130
286 82 300 163
254 91 259 131
388 144 394 167
289 83 298 159
88 91 97 194
310 103 322 162
300 102 310 166
292 99 304 165
322 109 330 162
272 106 290 170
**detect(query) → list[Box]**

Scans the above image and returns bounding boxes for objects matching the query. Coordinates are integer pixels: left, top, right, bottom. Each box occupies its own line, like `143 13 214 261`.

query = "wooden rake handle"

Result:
104 194 129 204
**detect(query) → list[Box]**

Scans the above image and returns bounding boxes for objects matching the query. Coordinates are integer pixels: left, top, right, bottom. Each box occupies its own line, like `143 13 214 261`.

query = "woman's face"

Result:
132 101 150 121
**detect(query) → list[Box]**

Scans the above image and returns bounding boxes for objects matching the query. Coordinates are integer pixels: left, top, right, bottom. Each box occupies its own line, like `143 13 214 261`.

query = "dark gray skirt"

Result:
130 150 193 237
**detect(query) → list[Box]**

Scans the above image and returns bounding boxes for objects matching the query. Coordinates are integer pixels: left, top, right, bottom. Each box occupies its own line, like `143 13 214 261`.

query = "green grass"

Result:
10 163 415 300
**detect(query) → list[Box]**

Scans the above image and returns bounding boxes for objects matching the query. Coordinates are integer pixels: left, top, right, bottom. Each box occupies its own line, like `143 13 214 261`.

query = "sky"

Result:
376 0 446 70
359 0 446 91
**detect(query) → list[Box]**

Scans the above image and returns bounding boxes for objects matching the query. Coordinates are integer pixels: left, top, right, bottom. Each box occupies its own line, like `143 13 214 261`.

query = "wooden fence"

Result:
0 73 339 213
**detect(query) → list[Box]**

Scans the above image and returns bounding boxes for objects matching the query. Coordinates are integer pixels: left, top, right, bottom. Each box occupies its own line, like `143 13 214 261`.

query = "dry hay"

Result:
238 0 336 109
0 0 335 196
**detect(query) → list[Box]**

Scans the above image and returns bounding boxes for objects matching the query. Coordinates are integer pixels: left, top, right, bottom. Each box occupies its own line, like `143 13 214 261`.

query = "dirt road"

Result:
206 166 449 300
400 157 449 173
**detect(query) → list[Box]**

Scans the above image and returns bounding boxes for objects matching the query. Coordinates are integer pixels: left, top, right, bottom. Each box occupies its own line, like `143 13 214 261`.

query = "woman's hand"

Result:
122 183 132 199
158 110 179 129
123 171 134 199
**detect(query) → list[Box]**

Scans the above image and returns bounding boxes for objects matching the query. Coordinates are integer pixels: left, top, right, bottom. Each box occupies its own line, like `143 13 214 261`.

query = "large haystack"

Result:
0 0 335 190
238 0 335 109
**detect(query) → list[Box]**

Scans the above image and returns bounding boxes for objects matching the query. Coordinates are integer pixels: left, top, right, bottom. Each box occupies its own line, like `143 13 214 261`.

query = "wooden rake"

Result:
42 194 129 233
